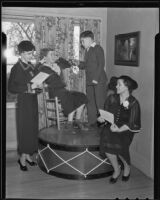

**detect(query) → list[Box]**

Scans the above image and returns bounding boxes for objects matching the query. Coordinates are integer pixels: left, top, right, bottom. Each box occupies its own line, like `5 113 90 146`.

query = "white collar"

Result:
90 42 96 47
87 42 96 51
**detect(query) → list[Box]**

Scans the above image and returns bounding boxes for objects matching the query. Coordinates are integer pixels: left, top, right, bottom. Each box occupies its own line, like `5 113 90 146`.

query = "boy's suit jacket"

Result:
79 44 107 85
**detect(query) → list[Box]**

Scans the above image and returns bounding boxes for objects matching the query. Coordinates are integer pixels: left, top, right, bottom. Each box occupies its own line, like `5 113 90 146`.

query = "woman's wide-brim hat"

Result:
118 75 138 90
17 40 35 53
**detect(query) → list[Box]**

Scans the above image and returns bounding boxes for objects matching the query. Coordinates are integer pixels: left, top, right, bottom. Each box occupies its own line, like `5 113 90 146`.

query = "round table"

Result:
37 126 113 180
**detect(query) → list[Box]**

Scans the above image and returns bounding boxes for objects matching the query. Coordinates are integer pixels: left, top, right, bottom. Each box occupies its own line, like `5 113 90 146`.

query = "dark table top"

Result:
39 126 103 147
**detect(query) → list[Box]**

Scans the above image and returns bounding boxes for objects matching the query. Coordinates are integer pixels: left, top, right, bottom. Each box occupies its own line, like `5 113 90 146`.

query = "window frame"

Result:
3 17 35 105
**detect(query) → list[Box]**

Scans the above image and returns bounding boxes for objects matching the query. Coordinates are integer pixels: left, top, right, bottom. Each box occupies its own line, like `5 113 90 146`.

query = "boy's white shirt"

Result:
90 42 96 47
87 42 96 51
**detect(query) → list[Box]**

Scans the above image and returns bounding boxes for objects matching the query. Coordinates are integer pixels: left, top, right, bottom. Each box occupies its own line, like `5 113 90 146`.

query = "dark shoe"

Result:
73 120 89 131
109 167 121 184
85 123 97 130
18 159 28 171
64 122 76 134
65 122 73 129
26 160 37 166
122 173 130 181
109 173 121 184
90 122 98 128
110 176 119 184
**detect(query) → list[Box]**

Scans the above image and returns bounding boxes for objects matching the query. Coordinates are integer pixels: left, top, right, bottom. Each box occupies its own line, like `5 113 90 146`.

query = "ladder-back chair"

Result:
42 84 67 130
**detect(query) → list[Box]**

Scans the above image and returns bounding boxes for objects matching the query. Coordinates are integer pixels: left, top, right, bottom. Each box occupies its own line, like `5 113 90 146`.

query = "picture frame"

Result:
114 31 140 66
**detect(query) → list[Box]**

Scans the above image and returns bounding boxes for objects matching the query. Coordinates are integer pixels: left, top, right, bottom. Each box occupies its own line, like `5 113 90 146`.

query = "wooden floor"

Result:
5 150 154 199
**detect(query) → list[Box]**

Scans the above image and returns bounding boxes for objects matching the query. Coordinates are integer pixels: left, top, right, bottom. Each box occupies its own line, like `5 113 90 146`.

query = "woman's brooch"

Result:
123 100 129 109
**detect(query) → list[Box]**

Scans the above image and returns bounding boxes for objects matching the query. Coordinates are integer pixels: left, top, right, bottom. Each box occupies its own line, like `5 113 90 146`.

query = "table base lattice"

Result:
37 144 113 180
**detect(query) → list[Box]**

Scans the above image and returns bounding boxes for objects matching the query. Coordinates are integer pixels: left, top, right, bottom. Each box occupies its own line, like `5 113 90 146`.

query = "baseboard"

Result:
131 150 154 179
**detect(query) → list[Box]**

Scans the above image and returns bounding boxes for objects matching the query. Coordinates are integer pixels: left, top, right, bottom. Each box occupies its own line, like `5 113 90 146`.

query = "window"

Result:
3 20 80 102
73 25 80 60
2 21 35 102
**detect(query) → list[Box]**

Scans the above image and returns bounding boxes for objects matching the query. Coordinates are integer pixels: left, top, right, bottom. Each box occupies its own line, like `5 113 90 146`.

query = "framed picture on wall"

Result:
114 31 140 66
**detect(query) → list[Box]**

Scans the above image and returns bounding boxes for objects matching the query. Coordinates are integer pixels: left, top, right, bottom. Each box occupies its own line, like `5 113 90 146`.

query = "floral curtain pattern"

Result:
34 16 101 129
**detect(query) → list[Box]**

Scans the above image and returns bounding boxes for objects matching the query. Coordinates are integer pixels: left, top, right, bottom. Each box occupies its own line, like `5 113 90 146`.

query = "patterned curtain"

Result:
34 16 101 129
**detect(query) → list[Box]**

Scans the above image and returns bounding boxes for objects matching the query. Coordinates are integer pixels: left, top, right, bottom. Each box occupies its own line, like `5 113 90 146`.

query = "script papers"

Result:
31 72 50 89
99 109 114 124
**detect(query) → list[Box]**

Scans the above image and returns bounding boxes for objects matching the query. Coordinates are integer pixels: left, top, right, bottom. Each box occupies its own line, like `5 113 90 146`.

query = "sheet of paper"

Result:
99 109 114 124
30 72 50 89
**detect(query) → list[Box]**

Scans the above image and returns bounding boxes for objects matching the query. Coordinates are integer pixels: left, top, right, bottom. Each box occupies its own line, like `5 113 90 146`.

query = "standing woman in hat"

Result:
98 75 141 183
8 40 39 171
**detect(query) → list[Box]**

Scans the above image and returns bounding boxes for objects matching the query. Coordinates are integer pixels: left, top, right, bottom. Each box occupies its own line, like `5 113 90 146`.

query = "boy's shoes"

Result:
85 122 98 130
64 122 76 134
65 122 74 130
65 120 89 132
73 120 89 131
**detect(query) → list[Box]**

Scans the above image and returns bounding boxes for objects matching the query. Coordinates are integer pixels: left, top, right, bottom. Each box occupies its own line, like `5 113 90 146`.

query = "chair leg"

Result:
55 97 60 130
42 86 49 128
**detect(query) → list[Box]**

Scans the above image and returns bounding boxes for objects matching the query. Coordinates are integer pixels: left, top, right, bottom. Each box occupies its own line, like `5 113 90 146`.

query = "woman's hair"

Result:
39 48 54 60
80 30 94 40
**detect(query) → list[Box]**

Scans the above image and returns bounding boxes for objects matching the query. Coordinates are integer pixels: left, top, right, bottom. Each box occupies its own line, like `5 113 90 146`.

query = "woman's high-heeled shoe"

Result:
18 159 28 171
109 166 121 184
122 165 131 181
122 173 130 181
26 160 37 166
109 173 121 184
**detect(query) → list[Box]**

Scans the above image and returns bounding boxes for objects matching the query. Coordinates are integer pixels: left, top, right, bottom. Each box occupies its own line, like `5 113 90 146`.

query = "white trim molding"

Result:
6 102 17 109
2 7 103 20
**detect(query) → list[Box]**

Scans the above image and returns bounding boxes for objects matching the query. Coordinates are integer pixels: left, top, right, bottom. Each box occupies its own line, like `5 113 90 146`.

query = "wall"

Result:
6 103 17 150
106 8 159 179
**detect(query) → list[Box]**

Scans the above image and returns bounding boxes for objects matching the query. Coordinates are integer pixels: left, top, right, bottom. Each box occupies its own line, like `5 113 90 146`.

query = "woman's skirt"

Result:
99 125 135 165
16 93 38 154
49 88 88 116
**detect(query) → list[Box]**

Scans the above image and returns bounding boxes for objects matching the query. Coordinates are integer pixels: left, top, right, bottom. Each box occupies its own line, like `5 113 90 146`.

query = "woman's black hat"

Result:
118 75 138 90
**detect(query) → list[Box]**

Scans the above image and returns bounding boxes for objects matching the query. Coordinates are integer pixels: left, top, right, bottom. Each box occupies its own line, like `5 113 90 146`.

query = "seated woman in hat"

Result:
8 40 40 171
36 48 88 131
98 75 141 184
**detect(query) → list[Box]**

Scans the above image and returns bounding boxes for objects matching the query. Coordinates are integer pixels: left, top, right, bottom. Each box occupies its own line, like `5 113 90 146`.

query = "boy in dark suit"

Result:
79 30 108 127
